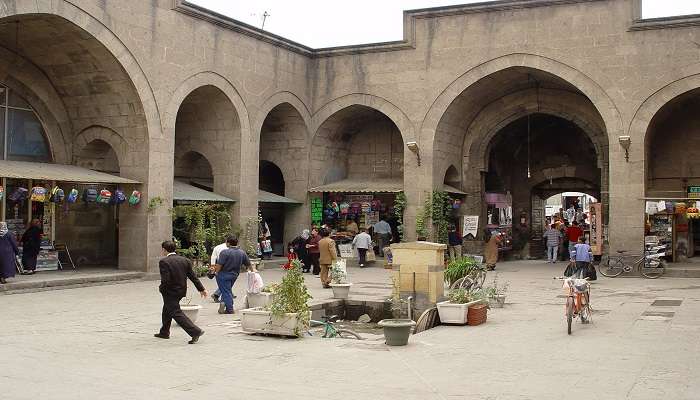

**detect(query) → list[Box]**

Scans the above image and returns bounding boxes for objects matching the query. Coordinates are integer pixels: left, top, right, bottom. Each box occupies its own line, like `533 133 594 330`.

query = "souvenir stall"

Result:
485 192 513 252
0 161 140 271
644 197 699 262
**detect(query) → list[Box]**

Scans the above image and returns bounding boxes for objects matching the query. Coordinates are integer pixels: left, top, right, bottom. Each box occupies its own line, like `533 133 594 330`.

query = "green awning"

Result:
259 190 302 204
0 160 139 184
173 180 235 203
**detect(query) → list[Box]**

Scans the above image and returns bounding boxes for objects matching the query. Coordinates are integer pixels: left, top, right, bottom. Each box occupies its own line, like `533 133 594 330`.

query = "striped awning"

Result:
309 178 403 193
0 160 139 184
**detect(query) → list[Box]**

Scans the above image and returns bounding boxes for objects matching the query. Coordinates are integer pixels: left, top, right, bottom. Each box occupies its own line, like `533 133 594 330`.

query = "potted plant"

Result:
378 277 415 346
246 283 279 309
240 258 311 337
329 261 352 299
444 256 480 287
436 288 487 325
484 274 509 309
178 294 203 325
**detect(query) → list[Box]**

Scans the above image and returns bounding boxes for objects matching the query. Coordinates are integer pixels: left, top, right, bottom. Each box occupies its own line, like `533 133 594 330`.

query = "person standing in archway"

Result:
544 223 562 263
484 231 501 271
21 219 42 275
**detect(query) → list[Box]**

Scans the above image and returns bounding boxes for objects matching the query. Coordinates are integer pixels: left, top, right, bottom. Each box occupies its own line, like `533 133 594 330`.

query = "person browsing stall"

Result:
352 227 372 268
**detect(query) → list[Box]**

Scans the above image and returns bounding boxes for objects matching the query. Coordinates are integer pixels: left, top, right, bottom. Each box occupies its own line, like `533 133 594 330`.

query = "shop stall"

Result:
0 160 140 270
644 197 699 262
485 192 513 252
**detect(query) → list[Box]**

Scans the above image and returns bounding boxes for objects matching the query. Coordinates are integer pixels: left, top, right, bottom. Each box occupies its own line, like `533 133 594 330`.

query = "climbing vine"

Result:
171 202 236 263
415 190 453 244
393 192 407 242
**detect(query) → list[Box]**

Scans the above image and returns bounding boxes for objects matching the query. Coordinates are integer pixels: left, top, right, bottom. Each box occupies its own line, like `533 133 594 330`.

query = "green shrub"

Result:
444 256 480 285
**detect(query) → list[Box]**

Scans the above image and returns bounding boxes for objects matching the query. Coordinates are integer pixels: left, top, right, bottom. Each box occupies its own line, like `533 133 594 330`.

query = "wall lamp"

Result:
406 141 421 166
618 135 631 162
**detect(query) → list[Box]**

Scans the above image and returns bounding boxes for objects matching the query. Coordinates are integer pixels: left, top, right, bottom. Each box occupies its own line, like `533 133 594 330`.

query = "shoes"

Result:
218 303 234 314
188 330 204 344
322 285 331 289
359 264 364 268
153 333 169 339
211 294 220 303
0 278 6 284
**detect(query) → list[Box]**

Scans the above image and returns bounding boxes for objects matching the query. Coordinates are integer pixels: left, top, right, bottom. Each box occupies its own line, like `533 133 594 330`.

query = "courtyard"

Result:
2 261 699 400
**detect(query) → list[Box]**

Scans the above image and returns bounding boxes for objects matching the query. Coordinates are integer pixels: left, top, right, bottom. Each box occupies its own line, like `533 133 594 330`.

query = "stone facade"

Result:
1 0 699 270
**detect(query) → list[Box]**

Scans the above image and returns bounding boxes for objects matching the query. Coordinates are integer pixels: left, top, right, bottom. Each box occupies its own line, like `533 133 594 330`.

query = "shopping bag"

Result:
366 250 376 262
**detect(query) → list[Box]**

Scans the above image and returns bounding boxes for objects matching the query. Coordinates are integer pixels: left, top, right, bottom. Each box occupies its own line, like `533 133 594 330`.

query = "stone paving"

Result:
2 260 700 400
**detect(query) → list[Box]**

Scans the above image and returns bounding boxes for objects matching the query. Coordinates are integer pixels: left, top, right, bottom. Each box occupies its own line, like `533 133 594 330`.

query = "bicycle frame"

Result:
309 319 338 338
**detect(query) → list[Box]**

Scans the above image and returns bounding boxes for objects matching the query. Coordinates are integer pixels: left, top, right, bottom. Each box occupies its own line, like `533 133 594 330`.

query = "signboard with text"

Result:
310 197 323 227
688 186 700 199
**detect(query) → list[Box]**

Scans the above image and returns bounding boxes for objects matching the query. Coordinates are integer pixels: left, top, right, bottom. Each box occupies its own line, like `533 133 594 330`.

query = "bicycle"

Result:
308 315 363 339
599 246 666 279
449 264 487 291
556 276 591 335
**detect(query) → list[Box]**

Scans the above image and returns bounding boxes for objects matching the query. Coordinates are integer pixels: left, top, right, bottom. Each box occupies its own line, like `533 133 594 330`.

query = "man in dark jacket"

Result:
154 240 208 344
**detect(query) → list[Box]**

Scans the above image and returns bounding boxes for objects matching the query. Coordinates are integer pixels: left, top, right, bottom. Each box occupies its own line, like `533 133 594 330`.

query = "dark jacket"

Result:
159 254 205 298
0 233 19 279
21 226 42 256
448 231 463 246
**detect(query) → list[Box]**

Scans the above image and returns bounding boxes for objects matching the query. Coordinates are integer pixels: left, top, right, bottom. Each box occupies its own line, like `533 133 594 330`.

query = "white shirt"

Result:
352 232 372 249
373 220 391 234
210 242 227 265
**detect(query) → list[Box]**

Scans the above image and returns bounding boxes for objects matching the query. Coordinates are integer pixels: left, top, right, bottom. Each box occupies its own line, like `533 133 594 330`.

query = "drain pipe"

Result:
407 296 413 321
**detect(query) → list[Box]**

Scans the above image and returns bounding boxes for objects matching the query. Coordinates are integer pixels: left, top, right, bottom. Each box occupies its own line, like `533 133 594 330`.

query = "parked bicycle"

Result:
556 276 591 335
599 244 666 279
308 315 363 339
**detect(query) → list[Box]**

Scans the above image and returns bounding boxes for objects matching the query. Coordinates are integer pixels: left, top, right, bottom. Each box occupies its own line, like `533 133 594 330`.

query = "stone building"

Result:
0 0 699 271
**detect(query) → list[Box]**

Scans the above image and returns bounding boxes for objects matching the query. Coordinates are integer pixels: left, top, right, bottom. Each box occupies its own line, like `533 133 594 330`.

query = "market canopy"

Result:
259 190 302 204
173 180 235 203
0 160 139 184
309 178 403 193
443 184 466 195
178 179 299 204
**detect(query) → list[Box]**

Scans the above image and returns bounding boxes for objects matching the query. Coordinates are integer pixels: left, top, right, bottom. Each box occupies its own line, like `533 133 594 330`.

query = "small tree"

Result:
171 201 236 264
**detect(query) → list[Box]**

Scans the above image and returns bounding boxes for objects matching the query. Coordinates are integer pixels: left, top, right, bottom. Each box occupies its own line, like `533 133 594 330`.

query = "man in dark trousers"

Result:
154 240 208 344
213 236 250 314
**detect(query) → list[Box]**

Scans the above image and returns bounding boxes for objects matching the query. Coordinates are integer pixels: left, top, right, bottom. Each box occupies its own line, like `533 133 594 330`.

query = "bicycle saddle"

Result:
322 315 339 322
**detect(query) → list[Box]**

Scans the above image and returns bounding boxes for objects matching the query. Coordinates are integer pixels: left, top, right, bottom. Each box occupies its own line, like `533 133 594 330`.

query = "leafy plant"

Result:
386 276 407 318
269 259 312 336
172 201 235 263
444 256 480 286
416 190 453 243
261 283 280 293
193 263 210 278
330 262 347 284
393 192 407 242
147 196 164 213
483 273 509 298
243 217 260 259
447 288 488 304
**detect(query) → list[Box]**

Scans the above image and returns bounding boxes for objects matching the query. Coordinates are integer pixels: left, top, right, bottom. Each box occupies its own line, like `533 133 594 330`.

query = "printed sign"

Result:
688 186 700 199
462 215 479 239
310 197 323 226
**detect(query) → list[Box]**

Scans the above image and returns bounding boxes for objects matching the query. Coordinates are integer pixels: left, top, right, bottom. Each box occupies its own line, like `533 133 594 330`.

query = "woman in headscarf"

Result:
0 222 19 283
484 230 501 271
21 219 42 275
290 229 311 273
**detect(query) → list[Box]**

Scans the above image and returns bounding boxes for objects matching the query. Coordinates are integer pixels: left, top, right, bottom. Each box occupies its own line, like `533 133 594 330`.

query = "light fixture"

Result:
618 136 631 162
406 141 421 166
527 114 531 179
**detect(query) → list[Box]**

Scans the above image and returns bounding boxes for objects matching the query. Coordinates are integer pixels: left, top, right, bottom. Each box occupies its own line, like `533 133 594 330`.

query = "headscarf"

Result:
0 222 8 237
301 229 310 240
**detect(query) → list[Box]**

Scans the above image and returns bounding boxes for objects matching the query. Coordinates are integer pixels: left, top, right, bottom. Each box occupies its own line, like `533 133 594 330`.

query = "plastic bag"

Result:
246 271 264 294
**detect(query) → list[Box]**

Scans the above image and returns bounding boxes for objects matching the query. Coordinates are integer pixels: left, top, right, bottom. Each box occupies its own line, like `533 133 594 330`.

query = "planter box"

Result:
329 283 352 299
240 307 309 337
437 300 484 325
246 292 276 309
178 304 202 326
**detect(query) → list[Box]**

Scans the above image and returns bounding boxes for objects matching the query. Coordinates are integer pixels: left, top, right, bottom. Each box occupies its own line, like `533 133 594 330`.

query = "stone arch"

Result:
174 150 215 183
165 71 250 140
0 2 160 141
310 93 415 144
254 91 312 140
73 126 128 170
423 54 623 178
444 165 460 187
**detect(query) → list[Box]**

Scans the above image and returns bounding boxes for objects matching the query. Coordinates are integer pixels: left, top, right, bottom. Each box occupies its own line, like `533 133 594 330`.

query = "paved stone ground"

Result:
2 260 700 400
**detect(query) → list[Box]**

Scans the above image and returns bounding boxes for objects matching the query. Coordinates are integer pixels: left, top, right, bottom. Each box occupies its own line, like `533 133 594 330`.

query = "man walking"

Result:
318 228 337 288
306 228 321 275
155 241 207 344
373 218 392 257
447 225 463 261
543 223 562 263
566 221 584 260
572 237 592 278
352 227 372 267
213 236 250 314
209 239 228 303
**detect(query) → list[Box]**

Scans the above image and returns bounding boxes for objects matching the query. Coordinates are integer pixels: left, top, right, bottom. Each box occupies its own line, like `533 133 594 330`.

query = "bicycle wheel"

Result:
474 270 487 289
449 276 474 291
599 257 624 277
640 259 665 279
336 329 363 340
579 292 591 324
566 297 574 335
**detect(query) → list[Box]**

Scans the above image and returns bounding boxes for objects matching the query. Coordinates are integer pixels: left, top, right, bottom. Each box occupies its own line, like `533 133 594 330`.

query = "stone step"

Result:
0 271 148 294
663 266 700 278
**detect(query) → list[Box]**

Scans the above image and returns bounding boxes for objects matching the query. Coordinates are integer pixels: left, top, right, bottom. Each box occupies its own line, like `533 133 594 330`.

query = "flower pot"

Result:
489 294 506 309
378 319 416 346
437 300 484 325
246 292 276 309
329 283 352 299
240 307 309 337
467 303 488 326
178 304 202 325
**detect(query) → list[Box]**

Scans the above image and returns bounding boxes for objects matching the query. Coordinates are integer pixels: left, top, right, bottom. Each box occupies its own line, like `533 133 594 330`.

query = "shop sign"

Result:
462 215 479 239
310 197 323 226
346 194 374 202
366 211 379 226
688 186 700 199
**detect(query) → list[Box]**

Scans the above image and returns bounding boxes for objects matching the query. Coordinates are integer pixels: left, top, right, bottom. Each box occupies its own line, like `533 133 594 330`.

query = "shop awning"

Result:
173 180 235 203
443 184 466 195
0 160 139 184
309 178 403 193
259 190 302 204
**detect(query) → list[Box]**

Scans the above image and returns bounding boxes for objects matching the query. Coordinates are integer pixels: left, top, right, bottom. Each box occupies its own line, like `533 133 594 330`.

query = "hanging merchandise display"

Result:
0 185 4 200
128 190 142 205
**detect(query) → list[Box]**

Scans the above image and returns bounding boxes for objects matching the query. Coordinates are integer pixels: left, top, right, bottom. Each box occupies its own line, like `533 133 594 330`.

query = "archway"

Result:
433 66 608 258
259 102 309 248
311 105 405 246
645 88 700 260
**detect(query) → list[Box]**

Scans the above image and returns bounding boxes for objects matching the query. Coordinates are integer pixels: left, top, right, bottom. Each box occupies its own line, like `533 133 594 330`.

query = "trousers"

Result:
357 248 368 266
320 264 331 286
448 245 462 261
216 271 238 312
547 245 558 262
309 253 320 275
160 293 202 338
